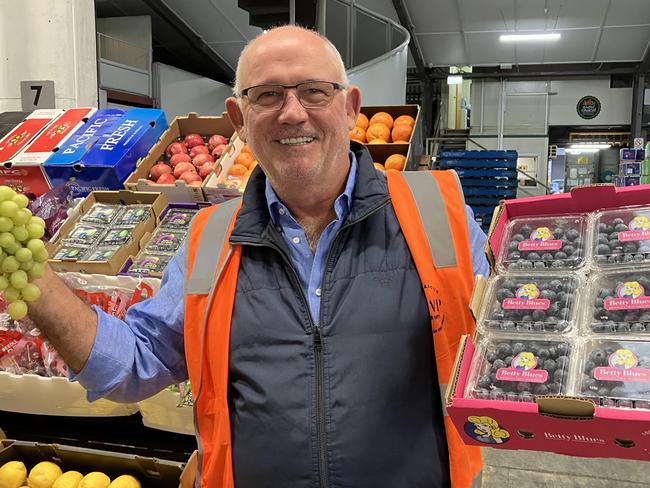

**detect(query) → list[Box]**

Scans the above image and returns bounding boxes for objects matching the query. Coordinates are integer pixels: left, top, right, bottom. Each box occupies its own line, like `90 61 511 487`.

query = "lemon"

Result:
78 473 110 488
0 460 27 488
52 471 83 488
107 476 140 488
27 462 62 488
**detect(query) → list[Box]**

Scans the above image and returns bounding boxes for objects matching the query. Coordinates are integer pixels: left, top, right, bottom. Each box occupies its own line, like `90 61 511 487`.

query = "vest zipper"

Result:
313 326 329 488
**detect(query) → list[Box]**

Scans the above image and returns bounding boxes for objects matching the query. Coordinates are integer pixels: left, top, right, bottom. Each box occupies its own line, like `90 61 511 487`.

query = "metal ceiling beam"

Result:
392 0 427 79
429 63 639 79
140 0 234 80
640 39 650 73
631 73 645 139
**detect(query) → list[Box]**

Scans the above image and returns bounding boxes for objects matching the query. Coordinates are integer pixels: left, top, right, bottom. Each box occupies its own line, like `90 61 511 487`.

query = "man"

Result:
31 26 486 487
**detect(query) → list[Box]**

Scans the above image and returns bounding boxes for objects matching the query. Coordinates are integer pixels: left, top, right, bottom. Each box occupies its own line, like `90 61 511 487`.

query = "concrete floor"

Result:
482 449 650 487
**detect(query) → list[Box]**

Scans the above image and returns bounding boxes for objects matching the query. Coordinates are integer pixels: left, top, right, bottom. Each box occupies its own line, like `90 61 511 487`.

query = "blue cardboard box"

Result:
45 109 167 196
44 109 124 187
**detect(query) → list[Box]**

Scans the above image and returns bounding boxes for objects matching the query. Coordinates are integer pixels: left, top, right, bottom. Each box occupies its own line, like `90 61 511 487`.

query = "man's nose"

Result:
277 90 309 124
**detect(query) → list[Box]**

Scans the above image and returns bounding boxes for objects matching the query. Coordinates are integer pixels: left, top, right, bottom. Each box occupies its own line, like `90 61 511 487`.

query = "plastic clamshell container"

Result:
497 214 588 272
592 206 650 268
576 338 650 409
585 269 650 334
479 273 580 335
464 334 574 402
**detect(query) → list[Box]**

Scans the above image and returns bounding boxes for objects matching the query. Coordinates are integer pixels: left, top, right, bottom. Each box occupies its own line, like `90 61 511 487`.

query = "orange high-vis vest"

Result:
184 170 482 487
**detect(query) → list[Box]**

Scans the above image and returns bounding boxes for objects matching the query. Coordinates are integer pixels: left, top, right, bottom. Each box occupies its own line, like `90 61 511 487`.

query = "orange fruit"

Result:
356 113 369 130
229 163 249 176
249 160 258 170
385 154 406 171
393 140 409 144
236 152 256 169
241 144 252 154
366 123 390 142
373 162 385 171
394 115 415 127
349 126 366 143
368 138 387 144
391 124 412 143
369 112 393 129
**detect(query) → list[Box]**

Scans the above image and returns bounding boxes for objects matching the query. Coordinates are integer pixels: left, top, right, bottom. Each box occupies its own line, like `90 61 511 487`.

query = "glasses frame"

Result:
238 80 346 112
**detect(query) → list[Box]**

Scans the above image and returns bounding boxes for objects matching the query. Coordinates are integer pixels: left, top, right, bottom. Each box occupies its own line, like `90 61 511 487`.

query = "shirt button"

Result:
292 236 301 244
315 288 322 297
278 207 286 215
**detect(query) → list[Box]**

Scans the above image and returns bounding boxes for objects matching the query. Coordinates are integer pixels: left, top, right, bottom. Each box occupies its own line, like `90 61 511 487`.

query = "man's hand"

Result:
28 265 98 373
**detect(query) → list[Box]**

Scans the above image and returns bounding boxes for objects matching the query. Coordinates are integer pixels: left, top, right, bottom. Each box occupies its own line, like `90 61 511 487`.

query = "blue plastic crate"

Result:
454 168 517 178
462 187 517 198
439 159 517 169
440 150 517 160
465 196 509 206
460 177 517 188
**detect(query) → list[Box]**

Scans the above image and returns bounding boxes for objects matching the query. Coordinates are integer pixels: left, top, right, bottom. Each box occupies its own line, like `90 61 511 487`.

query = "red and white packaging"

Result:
0 109 63 164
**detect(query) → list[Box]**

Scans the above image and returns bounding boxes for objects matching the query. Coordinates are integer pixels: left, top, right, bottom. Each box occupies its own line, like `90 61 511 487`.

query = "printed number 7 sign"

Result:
20 80 55 110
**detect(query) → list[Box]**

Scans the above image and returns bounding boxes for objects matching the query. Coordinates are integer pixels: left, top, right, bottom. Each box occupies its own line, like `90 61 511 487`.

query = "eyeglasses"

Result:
238 81 345 112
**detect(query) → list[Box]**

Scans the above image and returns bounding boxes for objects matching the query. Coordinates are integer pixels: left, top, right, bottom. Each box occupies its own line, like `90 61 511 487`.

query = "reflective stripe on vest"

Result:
184 170 482 488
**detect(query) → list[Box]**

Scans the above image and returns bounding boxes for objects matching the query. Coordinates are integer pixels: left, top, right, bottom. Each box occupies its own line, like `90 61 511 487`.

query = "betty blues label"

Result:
604 281 650 310
502 283 550 310
496 352 548 383
618 215 650 242
594 348 650 383
518 226 562 251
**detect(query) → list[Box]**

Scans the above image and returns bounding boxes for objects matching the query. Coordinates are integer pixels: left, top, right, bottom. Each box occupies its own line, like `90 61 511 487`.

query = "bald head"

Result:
233 25 348 95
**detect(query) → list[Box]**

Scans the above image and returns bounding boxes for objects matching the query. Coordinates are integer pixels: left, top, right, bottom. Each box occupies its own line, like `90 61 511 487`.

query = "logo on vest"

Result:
424 284 446 335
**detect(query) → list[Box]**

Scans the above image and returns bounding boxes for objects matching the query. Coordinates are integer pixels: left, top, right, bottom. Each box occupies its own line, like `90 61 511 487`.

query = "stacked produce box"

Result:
614 148 645 187
437 150 518 233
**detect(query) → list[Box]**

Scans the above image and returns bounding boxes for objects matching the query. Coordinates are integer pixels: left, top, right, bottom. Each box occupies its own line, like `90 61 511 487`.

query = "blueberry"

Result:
598 288 614 298
597 244 611 255
598 387 611 397
519 225 533 236
496 343 513 358
543 359 557 373
491 359 507 372
527 252 541 261
553 228 564 239
554 251 568 260
477 375 492 389
634 254 646 262
555 356 569 369
534 384 549 395
516 382 533 393
540 290 557 300
582 377 598 392
504 356 514 365
562 245 576 255
614 223 629 232
531 310 546 321
551 261 565 268
549 280 563 292
566 229 580 241
538 348 550 360
486 351 498 363
598 223 608 232
609 386 627 397
612 218 625 226
497 288 515 300
508 241 519 251
512 234 525 242
589 350 607 365
489 388 506 401
508 251 522 260
631 323 646 332
557 343 570 356
475 389 490 400
506 392 519 402
547 383 561 394
501 321 516 331
553 369 565 383
541 253 554 261
512 342 526 355
533 261 546 269
623 243 638 253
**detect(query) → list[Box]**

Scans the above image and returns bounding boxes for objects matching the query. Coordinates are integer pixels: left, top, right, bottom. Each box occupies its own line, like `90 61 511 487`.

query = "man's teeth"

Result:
278 137 314 145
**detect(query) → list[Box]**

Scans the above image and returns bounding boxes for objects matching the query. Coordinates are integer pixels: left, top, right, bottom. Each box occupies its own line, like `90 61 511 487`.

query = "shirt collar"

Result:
265 151 358 227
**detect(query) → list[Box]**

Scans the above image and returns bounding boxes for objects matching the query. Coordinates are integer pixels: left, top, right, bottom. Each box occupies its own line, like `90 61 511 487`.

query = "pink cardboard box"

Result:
447 183 650 461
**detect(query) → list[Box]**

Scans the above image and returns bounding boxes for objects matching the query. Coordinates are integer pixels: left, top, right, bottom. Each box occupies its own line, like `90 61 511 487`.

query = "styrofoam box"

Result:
138 389 194 435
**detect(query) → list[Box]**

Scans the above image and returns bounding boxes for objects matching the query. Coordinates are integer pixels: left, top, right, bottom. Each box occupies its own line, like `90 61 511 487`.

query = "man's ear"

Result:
225 97 246 142
345 85 362 130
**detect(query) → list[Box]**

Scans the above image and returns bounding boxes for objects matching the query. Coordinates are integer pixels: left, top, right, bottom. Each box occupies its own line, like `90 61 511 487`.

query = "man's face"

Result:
226 30 361 187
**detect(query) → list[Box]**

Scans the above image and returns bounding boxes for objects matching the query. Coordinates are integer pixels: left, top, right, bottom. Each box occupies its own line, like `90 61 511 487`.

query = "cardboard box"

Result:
447 183 650 461
138 389 194 435
202 133 247 202
0 108 97 197
124 112 236 202
0 110 64 196
0 440 185 487
46 109 167 197
0 112 31 139
47 190 167 275
360 105 421 170
43 109 125 188
619 162 641 175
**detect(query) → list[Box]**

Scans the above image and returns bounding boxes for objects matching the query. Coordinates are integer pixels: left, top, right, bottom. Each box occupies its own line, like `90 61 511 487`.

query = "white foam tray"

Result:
138 389 194 435
0 372 138 416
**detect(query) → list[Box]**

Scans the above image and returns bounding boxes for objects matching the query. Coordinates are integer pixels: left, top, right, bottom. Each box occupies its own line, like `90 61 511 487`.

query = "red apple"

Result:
199 161 215 179
190 145 209 158
150 162 172 180
166 141 188 157
212 144 227 158
179 171 202 185
169 153 192 167
192 153 214 168
184 133 205 148
157 173 177 184
208 134 228 150
174 162 196 178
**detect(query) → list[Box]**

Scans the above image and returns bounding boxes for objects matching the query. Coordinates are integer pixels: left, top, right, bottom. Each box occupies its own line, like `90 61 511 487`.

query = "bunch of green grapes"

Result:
0 186 47 320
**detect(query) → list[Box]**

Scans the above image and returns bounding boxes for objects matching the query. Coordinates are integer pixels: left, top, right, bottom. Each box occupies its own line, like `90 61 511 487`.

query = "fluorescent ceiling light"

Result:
447 75 463 85
500 33 561 42
566 148 600 154
569 143 610 149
